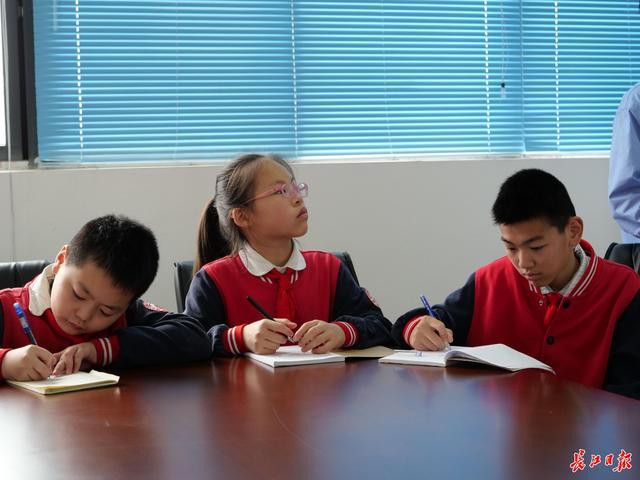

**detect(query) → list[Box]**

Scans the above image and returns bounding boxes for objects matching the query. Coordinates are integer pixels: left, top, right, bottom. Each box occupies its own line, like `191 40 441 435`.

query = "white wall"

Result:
0 156 620 320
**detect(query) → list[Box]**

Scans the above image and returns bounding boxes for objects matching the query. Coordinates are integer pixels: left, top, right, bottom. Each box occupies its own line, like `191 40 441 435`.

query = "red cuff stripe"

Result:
91 339 105 366
229 327 240 354
224 325 247 355
224 328 237 354
335 321 358 347
403 317 423 346
92 336 120 366
0 348 11 379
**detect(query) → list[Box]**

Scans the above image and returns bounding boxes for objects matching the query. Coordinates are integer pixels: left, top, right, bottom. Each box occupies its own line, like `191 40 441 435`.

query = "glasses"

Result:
246 181 309 204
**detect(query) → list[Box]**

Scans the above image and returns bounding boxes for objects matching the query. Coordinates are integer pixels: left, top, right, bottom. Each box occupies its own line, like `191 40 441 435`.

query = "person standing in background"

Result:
609 82 640 242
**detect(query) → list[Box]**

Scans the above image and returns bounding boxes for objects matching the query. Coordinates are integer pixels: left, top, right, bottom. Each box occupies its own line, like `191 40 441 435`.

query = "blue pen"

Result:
14 302 38 345
419 294 450 351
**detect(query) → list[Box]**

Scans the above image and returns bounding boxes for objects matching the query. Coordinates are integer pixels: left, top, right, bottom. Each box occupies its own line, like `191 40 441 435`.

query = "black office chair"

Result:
0 260 50 290
174 260 196 313
603 242 640 274
173 251 360 312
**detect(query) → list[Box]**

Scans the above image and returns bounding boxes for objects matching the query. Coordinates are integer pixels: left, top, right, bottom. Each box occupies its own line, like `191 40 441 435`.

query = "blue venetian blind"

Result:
522 0 640 151
32 0 295 162
30 1 640 162
294 0 522 156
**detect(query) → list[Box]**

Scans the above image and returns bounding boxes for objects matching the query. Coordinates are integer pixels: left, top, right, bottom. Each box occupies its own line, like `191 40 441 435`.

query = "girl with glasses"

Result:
185 153 392 356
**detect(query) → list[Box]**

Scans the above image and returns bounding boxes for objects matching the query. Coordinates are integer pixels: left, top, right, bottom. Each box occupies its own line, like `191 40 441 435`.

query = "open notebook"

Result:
7 370 120 395
379 344 555 373
246 345 345 367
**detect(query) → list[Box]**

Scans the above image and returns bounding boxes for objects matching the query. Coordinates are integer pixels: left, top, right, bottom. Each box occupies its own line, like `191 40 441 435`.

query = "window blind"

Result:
33 0 295 162
521 0 640 151
294 0 522 156
31 1 640 162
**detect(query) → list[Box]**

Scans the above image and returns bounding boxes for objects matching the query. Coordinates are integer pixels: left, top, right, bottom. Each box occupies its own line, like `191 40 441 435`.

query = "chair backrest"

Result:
603 242 640 274
331 251 359 285
0 260 50 290
173 260 195 312
173 251 360 312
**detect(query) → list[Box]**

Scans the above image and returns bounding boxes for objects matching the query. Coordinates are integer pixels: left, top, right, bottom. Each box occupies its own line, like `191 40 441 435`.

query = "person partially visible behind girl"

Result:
185 153 392 356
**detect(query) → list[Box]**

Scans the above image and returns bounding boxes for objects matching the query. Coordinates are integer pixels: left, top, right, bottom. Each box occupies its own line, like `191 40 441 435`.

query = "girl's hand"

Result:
294 320 345 353
243 318 296 354
52 342 98 376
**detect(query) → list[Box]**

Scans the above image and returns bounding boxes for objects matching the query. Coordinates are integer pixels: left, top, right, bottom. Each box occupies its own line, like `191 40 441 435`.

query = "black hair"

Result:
491 168 576 231
194 153 294 273
66 214 159 299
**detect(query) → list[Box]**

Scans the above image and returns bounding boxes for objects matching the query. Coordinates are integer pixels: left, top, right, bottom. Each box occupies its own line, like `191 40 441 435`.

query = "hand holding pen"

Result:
411 294 452 352
14 302 38 345
0 303 55 381
244 296 297 354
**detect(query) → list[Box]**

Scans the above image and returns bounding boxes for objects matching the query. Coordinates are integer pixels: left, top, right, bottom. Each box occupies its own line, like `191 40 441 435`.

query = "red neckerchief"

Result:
263 268 296 323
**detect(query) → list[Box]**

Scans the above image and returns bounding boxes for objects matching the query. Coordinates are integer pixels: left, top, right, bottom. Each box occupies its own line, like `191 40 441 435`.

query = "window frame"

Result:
1 0 37 165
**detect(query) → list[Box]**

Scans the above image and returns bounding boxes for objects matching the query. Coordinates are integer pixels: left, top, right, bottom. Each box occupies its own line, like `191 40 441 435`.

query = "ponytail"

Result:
194 197 230 274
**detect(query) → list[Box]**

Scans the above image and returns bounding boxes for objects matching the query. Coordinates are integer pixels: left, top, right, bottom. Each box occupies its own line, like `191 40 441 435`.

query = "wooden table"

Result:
3 359 639 479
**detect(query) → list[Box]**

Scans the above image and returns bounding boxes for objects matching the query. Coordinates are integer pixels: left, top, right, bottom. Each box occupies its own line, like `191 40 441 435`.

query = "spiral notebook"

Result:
7 370 120 395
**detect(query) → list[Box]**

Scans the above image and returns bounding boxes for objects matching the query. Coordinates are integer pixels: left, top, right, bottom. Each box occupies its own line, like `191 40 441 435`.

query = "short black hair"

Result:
492 169 576 231
66 214 159 299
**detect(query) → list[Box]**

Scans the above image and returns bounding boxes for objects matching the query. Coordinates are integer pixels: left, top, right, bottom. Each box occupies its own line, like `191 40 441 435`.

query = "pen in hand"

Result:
14 302 57 379
418 294 450 351
246 296 295 343
14 302 38 345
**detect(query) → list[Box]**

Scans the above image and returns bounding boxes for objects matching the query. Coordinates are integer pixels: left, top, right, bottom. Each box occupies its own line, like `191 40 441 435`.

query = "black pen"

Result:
247 295 274 320
246 296 295 343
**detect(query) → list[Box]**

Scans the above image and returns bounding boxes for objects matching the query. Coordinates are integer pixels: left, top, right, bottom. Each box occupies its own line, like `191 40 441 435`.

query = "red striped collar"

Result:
527 240 598 298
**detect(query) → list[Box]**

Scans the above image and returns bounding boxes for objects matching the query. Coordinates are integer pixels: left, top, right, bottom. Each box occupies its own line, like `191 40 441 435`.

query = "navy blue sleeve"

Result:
332 263 393 348
604 290 640 400
184 269 232 356
113 299 212 367
391 273 476 348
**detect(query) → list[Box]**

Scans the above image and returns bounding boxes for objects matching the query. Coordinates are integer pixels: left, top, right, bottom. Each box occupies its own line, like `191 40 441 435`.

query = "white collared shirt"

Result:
27 264 56 316
540 244 589 296
238 240 306 277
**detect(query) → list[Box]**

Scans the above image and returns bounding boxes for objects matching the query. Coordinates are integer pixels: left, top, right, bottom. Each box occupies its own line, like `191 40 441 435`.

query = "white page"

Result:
380 344 554 373
378 350 449 366
246 345 345 367
454 344 554 372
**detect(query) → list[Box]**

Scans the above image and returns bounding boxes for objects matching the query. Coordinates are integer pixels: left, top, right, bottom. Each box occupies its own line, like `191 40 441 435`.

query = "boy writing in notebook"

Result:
0 214 210 381
392 169 640 399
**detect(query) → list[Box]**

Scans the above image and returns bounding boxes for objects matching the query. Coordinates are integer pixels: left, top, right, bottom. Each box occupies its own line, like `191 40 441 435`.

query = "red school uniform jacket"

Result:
393 240 640 393
468 241 640 388
0 282 211 378
184 250 392 355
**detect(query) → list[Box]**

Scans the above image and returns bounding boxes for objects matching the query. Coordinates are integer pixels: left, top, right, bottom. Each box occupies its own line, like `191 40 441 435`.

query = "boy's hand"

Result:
409 316 454 351
294 320 345 353
1 345 56 381
243 318 296 354
52 342 97 376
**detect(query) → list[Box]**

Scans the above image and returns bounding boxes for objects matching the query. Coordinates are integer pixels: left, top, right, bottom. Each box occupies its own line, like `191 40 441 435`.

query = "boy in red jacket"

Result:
392 169 640 399
1 214 210 381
